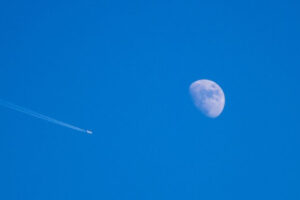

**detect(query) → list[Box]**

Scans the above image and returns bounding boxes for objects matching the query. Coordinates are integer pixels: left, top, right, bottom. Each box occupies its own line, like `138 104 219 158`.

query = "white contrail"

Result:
0 99 92 134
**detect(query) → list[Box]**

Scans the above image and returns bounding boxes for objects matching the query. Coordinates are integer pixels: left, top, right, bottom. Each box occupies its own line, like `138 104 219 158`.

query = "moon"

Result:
189 79 225 118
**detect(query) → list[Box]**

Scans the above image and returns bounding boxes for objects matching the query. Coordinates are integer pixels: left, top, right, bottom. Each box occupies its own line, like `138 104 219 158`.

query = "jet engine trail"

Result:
0 99 92 134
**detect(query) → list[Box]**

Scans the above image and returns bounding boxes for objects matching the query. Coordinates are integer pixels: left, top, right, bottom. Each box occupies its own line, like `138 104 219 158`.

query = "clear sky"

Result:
0 0 300 199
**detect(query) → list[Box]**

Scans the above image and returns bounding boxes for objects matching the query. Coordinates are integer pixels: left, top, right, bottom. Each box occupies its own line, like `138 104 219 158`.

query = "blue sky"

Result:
0 0 300 199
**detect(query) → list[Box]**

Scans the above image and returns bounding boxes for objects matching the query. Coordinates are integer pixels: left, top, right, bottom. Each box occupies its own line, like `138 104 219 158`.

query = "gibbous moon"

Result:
189 79 225 118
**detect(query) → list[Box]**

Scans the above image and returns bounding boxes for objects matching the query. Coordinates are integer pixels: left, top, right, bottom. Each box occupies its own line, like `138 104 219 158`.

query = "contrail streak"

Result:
0 99 92 134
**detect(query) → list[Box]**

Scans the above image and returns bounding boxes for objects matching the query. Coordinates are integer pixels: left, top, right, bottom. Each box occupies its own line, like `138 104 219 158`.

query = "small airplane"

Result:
86 130 93 134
